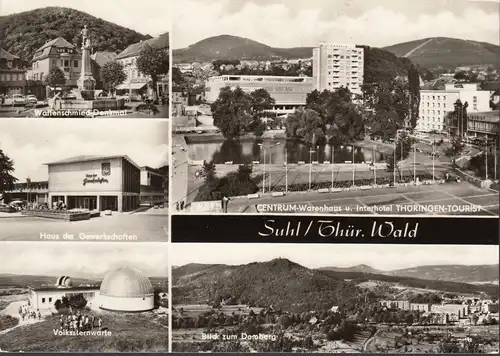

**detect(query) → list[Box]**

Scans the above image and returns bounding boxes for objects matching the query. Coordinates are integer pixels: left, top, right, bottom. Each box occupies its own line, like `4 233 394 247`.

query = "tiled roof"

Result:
0 48 19 60
32 37 77 62
91 51 117 67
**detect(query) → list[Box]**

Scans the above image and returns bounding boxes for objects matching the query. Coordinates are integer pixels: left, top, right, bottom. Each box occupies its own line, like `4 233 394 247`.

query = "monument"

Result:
49 25 124 116
76 25 96 99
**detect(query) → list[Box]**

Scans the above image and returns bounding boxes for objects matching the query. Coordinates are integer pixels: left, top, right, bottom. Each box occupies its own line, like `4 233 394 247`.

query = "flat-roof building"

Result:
205 75 313 114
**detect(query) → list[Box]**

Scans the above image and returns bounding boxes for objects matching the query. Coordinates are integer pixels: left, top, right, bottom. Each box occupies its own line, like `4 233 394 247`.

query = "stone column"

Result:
77 25 96 98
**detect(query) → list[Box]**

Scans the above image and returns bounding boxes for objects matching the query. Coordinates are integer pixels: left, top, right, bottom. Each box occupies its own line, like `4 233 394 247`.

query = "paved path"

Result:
0 300 43 336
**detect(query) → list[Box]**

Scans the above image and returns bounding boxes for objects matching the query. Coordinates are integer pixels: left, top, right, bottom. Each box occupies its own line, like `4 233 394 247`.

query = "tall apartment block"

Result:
312 43 364 95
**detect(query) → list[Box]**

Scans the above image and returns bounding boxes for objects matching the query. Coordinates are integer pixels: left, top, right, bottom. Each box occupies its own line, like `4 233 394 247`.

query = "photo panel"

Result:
171 243 499 353
171 0 499 216
0 119 169 242
0 0 170 119
0 241 169 353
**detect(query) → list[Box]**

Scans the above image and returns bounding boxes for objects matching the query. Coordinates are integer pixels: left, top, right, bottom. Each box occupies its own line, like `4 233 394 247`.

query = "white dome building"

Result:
98 267 154 312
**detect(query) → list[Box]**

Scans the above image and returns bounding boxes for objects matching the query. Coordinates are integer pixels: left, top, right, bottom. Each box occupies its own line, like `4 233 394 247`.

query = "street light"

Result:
331 145 335 189
372 145 377 186
432 138 435 181
258 143 266 194
309 148 314 191
393 142 396 185
285 147 288 194
268 142 280 192
485 134 488 180
352 145 355 187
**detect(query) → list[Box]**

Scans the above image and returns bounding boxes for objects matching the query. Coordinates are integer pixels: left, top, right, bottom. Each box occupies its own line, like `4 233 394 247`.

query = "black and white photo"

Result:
0 119 169 241
172 243 499 353
0 241 168 352
171 0 499 216
0 0 170 118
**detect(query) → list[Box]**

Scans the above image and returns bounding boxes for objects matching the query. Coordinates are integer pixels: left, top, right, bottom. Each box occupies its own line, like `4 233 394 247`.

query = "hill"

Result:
0 6 151 62
319 264 382 274
173 259 498 312
383 37 500 69
173 34 313 63
0 274 98 289
385 264 499 284
173 258 361 313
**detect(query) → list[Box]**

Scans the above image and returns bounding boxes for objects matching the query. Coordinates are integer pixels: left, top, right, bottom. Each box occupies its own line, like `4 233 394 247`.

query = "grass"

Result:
0 311 168 352
0 315 19 332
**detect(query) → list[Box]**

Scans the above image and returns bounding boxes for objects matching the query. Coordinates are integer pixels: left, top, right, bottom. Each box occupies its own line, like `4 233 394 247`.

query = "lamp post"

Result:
258 143 265 194
309 148 316 191
268 142 280 192
485 134 488 180
331 145 335 189
413 144 416 183
432 138 435 181
373 145 377 186
285 147 288 194
393 142 396 185
352 145 355 187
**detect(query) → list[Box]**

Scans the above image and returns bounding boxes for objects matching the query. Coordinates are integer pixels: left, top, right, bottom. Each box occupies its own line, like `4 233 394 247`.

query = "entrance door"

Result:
83 198 90 210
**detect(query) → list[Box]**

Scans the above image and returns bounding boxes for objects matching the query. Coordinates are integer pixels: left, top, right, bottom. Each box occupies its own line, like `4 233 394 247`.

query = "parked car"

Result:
26 95 38 104
3 94 26 106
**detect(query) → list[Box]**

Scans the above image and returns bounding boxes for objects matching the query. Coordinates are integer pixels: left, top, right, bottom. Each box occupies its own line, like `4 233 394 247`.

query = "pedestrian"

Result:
180 201 184 210
91 315 95 329
38 311 41 320
98 317 103 330
175 202 179 211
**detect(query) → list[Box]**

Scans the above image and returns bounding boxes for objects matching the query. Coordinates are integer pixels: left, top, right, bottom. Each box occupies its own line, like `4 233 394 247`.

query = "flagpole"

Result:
393 142 396 185
485 134 488 180
432 139 435 181
352 145 355 186
285 148 288 194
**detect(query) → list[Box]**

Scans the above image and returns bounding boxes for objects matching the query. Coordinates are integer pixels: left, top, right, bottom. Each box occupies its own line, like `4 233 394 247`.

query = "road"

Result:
172 135 190 210
363 329 380 352
223 182 499 216
0 214 168 241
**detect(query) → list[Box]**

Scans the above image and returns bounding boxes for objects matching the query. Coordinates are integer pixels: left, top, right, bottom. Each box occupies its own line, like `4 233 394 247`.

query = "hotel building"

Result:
416 83 492 133
0 48 26 96
465 110 500 138
205 75 313 114
115 33 169 99
312 43 364 95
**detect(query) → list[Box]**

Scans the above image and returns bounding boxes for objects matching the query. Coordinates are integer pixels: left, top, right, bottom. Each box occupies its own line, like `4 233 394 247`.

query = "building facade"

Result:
115 33 169 99
45 155 141 212
466 111 500 138
26 37 82 88
312 43 364 95
29 285 99 312
417 83 492 133
140 166 166 206
206 75 313 114
0 48 26 96
6 181 49 204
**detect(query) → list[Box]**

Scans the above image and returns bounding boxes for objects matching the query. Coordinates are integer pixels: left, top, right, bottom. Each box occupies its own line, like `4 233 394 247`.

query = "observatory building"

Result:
28 267 154 313
98 267 155 312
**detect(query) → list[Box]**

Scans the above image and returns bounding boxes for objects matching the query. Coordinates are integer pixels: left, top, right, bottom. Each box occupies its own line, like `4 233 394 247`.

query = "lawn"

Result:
0 311 168 352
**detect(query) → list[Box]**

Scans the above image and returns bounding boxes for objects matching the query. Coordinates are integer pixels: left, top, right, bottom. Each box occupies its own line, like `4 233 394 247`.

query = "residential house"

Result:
0 48 26 96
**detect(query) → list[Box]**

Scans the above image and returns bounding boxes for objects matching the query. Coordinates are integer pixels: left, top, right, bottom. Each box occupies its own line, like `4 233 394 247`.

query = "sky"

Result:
0 241 168 277
0 119 169 182
172 244 499 271
172 0 500 49
1 0 171 37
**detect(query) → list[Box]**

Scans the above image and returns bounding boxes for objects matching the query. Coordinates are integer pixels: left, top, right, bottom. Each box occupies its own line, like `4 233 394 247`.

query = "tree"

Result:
136 43 169 102
250 88 275 119
43 67 65 88
101 61 126 96
211 86 253 138
408 64 421 129
285 108 324 145
0 149 18 194
386 132 413 172
454 71 468 81
278 314 292 328
67 294 87 309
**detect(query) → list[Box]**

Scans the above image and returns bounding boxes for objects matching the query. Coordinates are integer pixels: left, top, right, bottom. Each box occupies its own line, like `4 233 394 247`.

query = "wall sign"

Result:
83 174 109 186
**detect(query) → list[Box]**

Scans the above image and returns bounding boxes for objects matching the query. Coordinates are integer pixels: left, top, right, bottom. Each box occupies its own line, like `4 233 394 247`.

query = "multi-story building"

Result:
6 181 49 204
465 111 500 138
205 75 313 114
115 33 169 99
26 37 82 88
90 51 117 89
0 48 26 96
140 166 166 206
417 83 491 133
312 43 364 95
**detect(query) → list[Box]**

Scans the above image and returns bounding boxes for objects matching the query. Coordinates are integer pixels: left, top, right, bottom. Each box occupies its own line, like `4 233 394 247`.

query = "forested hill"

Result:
0 7 151 62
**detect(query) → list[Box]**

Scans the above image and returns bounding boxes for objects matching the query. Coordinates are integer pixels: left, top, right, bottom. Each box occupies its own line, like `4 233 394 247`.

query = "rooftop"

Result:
116 32 169 60
44 155 141 169
0 48 20 61
32 37 78 62
31 285 99 292
468 110 500 123
91 51 117 67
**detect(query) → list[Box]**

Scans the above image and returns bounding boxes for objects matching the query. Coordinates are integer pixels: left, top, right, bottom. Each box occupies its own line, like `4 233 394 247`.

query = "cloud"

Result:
0 120 168 182
173 0 499 48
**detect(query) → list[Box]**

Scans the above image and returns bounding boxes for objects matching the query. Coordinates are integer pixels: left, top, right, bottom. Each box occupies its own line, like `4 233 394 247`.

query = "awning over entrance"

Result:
116 82 147 90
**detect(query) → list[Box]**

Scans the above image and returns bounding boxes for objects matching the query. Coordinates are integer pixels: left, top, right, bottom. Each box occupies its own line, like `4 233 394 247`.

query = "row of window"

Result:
0 73 25 81
420 117 445 122
421 94 448 101
421 110 445 116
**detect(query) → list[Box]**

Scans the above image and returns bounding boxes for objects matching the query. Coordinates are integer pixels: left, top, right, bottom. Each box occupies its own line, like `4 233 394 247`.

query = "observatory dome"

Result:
56 276 72 287
98 267 154 312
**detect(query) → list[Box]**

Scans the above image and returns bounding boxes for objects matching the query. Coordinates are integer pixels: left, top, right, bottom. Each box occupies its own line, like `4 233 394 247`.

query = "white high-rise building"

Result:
416 83 492 133
312 43 364 95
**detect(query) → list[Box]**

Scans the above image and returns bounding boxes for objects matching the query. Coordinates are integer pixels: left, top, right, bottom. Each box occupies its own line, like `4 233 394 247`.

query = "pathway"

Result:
0 300 43 336
403 38 434 57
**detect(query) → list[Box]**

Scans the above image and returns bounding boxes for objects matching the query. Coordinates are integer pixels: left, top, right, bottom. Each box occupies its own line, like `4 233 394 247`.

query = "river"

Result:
186 137 388 164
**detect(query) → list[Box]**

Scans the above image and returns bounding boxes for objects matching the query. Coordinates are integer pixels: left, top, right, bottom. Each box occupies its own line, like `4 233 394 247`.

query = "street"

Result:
0 214 168 241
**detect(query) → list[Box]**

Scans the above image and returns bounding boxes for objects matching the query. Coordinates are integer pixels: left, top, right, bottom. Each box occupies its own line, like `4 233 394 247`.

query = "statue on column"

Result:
77 24 96 95
81 25 90 48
